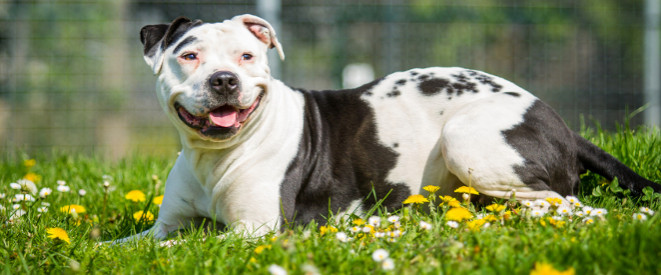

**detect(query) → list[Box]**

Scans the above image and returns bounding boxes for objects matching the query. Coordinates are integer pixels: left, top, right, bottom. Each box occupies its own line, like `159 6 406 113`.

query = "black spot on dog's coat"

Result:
504 91 520 97
467 70 503 93
419 78 450 96
395 79 407 86
386 90 401 97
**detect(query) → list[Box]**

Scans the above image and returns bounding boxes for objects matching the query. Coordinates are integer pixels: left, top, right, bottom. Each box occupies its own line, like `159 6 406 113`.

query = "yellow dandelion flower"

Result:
483 214 499 222
125 190 146 202
466 219 486 231
545 197 563 207
133 210 155 222
486 203 506 212
23 172 41 183
254 244 271 254
23 159 36 168
353 218 365 226
153 195 164 206
445 207 474 221
454 186 479 195
423 185 440 193
319 225 338 236
60 204 86 214
530 262 575 275
46 227 70 244
403 194 429 204
439 196 462 208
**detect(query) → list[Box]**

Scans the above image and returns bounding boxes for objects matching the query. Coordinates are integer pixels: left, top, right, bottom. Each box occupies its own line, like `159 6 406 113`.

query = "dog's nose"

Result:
208 71 239 95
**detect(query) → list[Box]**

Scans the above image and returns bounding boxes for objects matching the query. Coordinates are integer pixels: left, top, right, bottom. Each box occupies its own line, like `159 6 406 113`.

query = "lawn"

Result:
1 125 661 274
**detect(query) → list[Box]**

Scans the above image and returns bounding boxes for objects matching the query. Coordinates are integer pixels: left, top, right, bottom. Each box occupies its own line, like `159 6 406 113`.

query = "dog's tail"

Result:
574 132 661 196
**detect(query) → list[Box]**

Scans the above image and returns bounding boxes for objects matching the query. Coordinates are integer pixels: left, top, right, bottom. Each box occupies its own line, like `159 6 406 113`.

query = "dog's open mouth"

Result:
175 95 262 138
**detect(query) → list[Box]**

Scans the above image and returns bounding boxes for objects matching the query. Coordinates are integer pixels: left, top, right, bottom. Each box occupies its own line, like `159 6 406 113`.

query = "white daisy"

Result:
446 221 459 228
56 185 70 192
565 196 580 204
388 230 402 238
372 248 389 262
590 208 608 217
39 188 52 198
15 179 37 195
368 216 381 227
583 206 594 215
387 215 400 223
13 194 35 202
381 258 395 270
640 207 655 216
78 189 87 196
633 212 648 221
530 208 548 217
37 206 48 213
268 264 287 275
556 206 572 216
374 232 386 238
335 232 349 242
419 221 432 230
57 180 66 186
349 226 361 233
10 182 21 190
521 200 535 208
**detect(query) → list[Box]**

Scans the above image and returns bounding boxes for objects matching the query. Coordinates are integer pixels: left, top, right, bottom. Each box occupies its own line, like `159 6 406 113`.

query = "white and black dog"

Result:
118 14 660 241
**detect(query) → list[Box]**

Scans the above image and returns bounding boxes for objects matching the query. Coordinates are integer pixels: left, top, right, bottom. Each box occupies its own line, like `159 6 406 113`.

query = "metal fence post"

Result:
645 0 661 128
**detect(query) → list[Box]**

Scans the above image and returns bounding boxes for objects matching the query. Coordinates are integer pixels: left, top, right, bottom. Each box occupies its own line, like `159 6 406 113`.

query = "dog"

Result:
115 14 661 242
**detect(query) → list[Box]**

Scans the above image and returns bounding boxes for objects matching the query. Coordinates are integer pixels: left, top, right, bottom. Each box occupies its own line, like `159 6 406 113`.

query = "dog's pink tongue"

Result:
209 106 238 127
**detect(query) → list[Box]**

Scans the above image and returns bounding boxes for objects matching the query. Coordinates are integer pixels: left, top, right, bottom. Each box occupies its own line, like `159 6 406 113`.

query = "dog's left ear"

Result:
140 17 203 74
233 14 285 61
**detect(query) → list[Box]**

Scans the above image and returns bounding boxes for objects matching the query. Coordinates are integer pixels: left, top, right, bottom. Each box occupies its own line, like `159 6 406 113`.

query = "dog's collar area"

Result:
175 93 263 139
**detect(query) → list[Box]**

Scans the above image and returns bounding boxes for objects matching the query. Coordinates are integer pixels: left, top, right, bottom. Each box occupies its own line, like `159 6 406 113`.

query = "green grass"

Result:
1 126 661 274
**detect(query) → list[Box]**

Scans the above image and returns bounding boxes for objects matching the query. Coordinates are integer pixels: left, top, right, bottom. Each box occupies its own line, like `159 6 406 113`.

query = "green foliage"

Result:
1 125 660 274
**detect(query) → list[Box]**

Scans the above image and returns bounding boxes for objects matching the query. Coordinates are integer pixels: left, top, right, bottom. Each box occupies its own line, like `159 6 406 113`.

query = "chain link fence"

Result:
0 0 656 158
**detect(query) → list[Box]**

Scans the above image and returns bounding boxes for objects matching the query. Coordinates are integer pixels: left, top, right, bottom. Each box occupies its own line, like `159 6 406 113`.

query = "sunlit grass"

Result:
1 125 660 274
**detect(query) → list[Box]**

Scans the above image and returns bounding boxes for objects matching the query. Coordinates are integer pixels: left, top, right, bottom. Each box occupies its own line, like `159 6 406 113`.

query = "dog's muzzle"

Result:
174 71 263 139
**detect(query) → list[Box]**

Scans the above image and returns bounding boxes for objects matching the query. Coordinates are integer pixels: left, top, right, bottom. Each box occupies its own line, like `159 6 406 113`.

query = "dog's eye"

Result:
181 53 197 61
241 53 253 61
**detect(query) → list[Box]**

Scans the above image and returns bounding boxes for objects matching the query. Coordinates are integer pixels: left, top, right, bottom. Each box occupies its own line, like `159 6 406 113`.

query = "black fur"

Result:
173 36 198 54
140 17 203 57
503 100 660 196
280 79 411 226
502 100 583 195
574 133 661 195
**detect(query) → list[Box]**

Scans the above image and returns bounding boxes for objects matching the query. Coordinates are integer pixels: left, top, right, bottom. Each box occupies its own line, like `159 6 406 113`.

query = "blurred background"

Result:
0 0 659 159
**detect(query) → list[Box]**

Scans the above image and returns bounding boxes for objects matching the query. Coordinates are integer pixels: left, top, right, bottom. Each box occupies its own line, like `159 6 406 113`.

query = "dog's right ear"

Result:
140 17 201 74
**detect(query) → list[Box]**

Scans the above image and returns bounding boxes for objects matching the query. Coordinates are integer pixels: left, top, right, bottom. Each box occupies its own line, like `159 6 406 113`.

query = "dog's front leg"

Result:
107 154 211 244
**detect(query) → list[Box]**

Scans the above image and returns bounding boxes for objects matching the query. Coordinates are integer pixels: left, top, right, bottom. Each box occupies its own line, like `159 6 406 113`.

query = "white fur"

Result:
113 17 567 244
362 68 559 198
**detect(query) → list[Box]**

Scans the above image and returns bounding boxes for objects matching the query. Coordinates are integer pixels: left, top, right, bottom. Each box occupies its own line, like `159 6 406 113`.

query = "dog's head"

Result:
140 14 284 142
